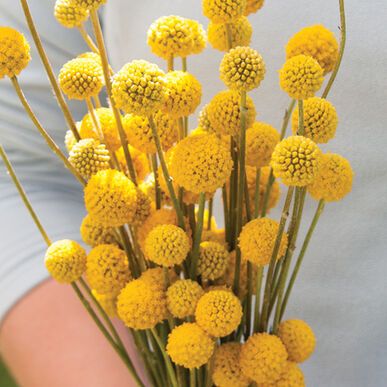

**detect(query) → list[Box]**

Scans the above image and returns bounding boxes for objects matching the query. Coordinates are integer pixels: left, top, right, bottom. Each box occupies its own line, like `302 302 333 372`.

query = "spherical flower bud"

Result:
279 55 324 100
263 361 306 387
84 169 138 227
64 129 77 152
240 333 288 384
77 51 102 66
116 145 150 181
187 19 207 55
45 240 86 283
239 218 288 266
167 279 204 318
220 46 265 91
198 104 216 133
307 153 353 202
0 27 31 79
286 25 339 74
132 187 151 226
91 289 117 318
278 319 316 363
54 0 89 28
203 0 246 23
166 322 215 368
195 290 242 337
70 0 106 11
140 267 178 291
271 135 322 186
112 60 165 116
198 241 230 280
244 0 264 16
80 213 117 247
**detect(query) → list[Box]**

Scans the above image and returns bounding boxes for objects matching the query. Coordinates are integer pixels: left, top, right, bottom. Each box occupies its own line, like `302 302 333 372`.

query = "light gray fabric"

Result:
105 1 387 386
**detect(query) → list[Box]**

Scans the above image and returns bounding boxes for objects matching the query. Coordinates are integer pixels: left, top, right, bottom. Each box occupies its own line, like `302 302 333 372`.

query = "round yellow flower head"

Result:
45 240 86 283
117 278 167 329
244 0 264 16
77 51 102 65
80 213 116 247
132 187 151 226
0 27 31 79
286 25 339 74
198 104 215 133
166 322 215 368
112 60 165 116
58 57 103 100
278 319 316 363
198 241 230 281
195 289 242 337
169 133 233 194
239 218 288 266
187 19 207 55
271 135 322 186
207 90 256 136
292 97 338 144
162 71 202 118
116 145 150 181
279 55 324 100
212 343 251 387
220 46 266 91
54 0 89 28
263 361 305 387
240 333 288 384
307 153 353 202
87 244 131 296
203 0 247 23
64 129 77 152
246 122 280 168
84 169 138 227
167 279 204 318
70 0 106 11
208 17 252 52
140 267 178 291
202 228 226 247
91 289 117 318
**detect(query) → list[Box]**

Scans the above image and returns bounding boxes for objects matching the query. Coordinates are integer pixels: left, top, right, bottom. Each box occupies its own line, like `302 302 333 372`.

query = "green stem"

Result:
225 23 233 51
254 168 261 218
118 226 140 278
229 138 238 249
182 57 187 72
207 197 214 230
253 266 264 333
246 261 254 336
151 154 162 209
190 368 196 387
222 185 230 244
78 24 99 53
168 55 174 72
297 100 305 136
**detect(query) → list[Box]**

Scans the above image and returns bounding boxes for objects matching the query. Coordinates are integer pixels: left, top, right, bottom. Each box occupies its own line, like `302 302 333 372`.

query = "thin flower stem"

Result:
254 168 261 218
280 99 296 139
118 226 140 278
78 24 99 53
151 154 162 209
168 55 174 72
297 100 305 135
222 185 230 243
244 174 252 222
207 197 214 230
93 94 102 108
86 97 104 140
182 57 187 72
225 23 233 51
190 368 196 387
246 261 254 336
253 266 264 333
229 138 238 249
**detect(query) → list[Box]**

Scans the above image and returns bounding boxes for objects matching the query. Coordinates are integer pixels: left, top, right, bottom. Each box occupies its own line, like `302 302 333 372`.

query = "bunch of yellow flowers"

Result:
0 0 352 386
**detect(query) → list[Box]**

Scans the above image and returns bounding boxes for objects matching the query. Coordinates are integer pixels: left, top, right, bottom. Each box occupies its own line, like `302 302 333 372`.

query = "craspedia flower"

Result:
91 289 117 318
195 290 242 337
45 240 86 283
64 129 77 152
207 90 256 136
140 267 178 291
208 17 252 52
167 279 204 318
286 25 339 74
117 278 167 329
145 224 190 267
239 218 288 266
271 135 322 186
279 55 324 100
84 169 138 227
54 0 89 28
69 0 106 11
0 27 31 79
246 122 280 168
112 60 165 116
198 104 216 133
240 333 288 384
162 71 202 118
202 228 226 246
166 322 215 368
278 319 316 363
262 361 305 387
116 145 150 181
77 51 102 65
198 241 230 280
212 343 251 387
307 153 353 202
220 46 266 91
203 0 247 23
87 244 131 296
169 133 233 194
80 213 116 247
292 97 338 144
132 187 151 226
187 19 207 55
244 0 264 16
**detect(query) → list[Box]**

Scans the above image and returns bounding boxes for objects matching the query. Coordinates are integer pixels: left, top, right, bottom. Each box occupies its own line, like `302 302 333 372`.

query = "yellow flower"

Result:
77 51 102 67
54 0 89 28
195 290 242 337
117 278 167 329
91 289 117 318
198 241 230 280
240 333 288 384
207 90 256 136
167 279 204 318
208 17 252 52
307 153 353 202
0 27 31 79
84 169 138 227
212 343 251 387
239 218 288 266
198 104 216 133
244 0 265 16
279 55 324 100
116 145 150 181
166 322 215 368
45 240 86 283
187 19 207 55
64 129 77 152
286 25 339 74
112 60 165 116
271 135 322 187
132 187 151 226
278 319 316 363
201 228 226 247
140 267 178 291
87 244 131 296
246 122 280 168
169 133 233 194
262 361 305 387
220 46 266 91
145 224 190 267
80 213 117 247
162 71 202 118
70 0 106 11
203 0 246 23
